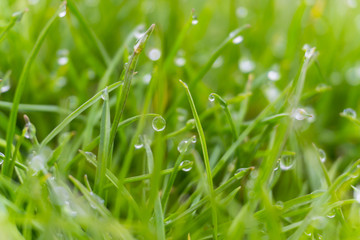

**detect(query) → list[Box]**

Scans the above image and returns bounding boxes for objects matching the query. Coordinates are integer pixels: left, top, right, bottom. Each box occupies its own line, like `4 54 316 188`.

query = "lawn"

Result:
1 0 360 239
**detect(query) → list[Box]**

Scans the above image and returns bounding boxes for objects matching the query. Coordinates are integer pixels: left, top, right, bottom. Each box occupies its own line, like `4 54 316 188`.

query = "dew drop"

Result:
148 48 161 61
234 168 247 179
352 185 360 203
212 56 223 68
232 35 243 44
208 93 215 102
133 24 145 39
327 209 336 219
58 3 67 18
236 7 248 18
83 151 97 162
143 74 152 84
101 87 108 100
24 121 36 140
267 70 280 81
28 0 40 5
57 49 69 66
186 119 196 129
89 192 105 209
0 72 11 93
0 152 5 165
134 136 144 149
342 108 357 118
292 108 313 121
239 59 255 73
264 85 280 103
279 154 295 171
177 140 189 153
318 148 326 163
311 216 328 230
180 160 193 172
175 57 186 67
191 15 198 25
152 116 166 132
347 0 357 8
191 135 196 143
29 154 46 173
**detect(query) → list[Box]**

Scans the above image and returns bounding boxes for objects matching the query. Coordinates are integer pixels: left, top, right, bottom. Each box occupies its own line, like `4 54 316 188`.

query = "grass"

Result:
1 0 360 239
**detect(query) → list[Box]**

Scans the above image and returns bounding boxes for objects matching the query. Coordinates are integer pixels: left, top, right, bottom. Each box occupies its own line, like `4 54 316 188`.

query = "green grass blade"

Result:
3 3 64 176
179 79 218 240
94 88 111 196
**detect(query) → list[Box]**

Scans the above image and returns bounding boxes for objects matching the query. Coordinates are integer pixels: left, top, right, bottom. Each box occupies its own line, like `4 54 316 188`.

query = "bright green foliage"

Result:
1 0 360 239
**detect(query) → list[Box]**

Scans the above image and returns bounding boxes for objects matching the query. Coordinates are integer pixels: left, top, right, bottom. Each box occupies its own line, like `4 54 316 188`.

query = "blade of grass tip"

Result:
2 3 65 176
143 137 166 240
67 0 110 65
179 79 218 240
39 80 122 148
109 24 155 149
209 93 238 139
166 24 250 118
80 18 139 148
0 9 27 43
94 88 111 197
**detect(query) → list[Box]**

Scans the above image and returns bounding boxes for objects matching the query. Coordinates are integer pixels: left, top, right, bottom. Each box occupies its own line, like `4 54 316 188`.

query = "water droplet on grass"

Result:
232 35 243 44
84 151 97 162
208 93 215 102
236 7 248 18
89 192 105 209
57 49 69 65
175 57 186 67
0 152 4 165
342 108 357 118
311 216 328 229
280 154 295 170
180 160 193 172
267 70 280 81
101 87 108 100
177 140 189 153
134 136 143 149
239 59 255 73
191 135 196 143
318 148 326 163
58 4 67 18
352 185 360 203
347 0 357 8
143 74 152 84
212 56 223 68
0 72 11 93
191 15 198 25
292 108 313 121
327 209 336 218
152 116 166 132
148 48 161 61
234 168 247 179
